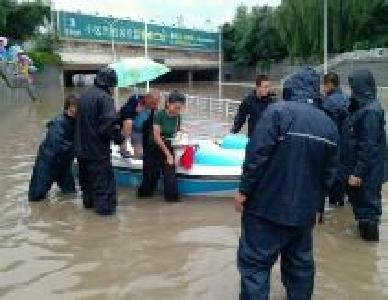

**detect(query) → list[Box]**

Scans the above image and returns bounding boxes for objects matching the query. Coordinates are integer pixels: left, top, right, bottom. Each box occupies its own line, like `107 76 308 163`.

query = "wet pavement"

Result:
0 85 387 299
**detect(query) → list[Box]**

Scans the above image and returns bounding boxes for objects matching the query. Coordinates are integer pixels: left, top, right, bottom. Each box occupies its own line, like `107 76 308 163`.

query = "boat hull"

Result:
114 166 240 197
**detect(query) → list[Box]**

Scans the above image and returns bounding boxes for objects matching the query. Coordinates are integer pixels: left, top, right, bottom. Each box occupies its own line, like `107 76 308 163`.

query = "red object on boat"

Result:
179 146 195 170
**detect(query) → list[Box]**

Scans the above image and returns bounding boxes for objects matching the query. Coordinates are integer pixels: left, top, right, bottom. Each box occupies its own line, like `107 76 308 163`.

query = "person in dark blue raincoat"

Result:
235 67 339 300
231 75 276 137
322 72 350 206
75 67 124 216
28 95 78 201
344 69 386 241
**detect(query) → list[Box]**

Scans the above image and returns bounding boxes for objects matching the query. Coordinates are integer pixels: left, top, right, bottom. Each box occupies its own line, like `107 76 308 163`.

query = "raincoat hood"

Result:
282 67 321 104
348 69 377 106
322 87 349 112
94 67 118 93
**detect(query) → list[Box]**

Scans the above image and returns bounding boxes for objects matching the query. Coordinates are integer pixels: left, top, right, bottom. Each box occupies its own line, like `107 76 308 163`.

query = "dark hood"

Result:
282 67 321 104
322 88 349 112
94 67 118 94
348 69 377 107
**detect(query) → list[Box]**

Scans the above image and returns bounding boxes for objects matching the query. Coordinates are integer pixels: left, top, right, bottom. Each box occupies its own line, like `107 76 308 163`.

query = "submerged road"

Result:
0 85 387 299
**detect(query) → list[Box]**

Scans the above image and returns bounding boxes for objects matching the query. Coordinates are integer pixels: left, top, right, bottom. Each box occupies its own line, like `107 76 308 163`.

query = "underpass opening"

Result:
63 70 99 87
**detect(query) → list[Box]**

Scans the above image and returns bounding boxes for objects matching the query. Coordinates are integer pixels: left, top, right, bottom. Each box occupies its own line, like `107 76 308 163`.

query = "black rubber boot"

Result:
329 198 337 206
137 187 155 198
358 220 368 239
359 221 379 242
329 199 345 207
336 198 345 207
165 196 181 203
82 196 93 209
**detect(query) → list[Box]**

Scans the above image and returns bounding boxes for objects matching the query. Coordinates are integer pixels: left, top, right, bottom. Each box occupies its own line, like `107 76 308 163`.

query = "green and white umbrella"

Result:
109 57 170 88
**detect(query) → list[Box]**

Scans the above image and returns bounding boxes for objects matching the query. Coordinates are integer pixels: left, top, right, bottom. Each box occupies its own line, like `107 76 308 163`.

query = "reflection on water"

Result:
0 85 387 300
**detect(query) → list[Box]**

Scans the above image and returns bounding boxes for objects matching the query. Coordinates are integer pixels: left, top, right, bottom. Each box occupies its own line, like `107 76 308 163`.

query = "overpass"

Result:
53 11 220 86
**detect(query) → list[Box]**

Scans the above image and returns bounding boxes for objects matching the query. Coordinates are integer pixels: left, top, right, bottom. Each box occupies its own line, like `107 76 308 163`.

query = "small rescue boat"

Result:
111 134 248 197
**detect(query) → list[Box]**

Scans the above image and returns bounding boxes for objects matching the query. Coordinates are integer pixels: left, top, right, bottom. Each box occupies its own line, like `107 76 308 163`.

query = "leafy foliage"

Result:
224 0 388 65
1 0 50 41
27 51 62 71
223 5 286 66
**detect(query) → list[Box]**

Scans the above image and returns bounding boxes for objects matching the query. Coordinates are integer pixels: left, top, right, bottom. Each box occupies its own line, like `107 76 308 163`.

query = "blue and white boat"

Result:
111 135 248 197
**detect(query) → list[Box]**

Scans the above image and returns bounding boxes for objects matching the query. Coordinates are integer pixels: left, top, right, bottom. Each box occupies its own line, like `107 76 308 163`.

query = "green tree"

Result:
222 23 235 62
231 5 251 65
3 0 50 41
0 0 12 34
223 5 286 66
224 0 388 66
245 6 286 65
276 0 323 61
329 0 388 52
276 0 388 59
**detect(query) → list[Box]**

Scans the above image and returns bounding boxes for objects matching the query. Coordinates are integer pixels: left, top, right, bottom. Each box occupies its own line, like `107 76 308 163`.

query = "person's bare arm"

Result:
153 125 174 165
122 119 133 138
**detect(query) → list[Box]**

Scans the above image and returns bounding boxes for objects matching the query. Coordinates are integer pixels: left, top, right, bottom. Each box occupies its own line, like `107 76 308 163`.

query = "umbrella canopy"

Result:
109 57 170 88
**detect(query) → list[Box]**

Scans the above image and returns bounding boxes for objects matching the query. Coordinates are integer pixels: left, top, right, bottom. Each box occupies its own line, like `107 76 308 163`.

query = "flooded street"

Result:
0 85 388 300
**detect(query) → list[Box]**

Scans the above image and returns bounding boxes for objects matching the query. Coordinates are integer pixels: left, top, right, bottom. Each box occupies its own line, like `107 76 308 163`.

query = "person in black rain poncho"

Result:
75 67 124 216
344 69 386 241
29 95 78 201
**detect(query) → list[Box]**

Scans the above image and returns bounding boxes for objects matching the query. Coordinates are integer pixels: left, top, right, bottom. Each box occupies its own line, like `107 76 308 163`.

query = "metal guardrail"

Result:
171 87 388 124
159 91 241 123
157 87 388 123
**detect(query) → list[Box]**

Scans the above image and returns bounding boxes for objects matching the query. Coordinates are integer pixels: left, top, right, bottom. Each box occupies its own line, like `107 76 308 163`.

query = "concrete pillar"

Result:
188 70 193 89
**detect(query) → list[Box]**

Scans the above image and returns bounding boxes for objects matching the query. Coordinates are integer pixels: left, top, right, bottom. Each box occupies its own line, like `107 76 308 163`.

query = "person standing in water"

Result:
137 90 185 202
344 69 386 241
29 95 78 201
75 67 124 216
235 67 339 299
322 72 350 206
231 74 276 137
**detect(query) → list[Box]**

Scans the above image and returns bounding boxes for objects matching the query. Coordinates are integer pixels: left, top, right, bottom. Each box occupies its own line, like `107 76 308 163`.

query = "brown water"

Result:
0 85 388 300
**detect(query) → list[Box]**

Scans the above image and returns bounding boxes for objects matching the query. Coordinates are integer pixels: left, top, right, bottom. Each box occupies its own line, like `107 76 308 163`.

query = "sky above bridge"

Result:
53 0 281 30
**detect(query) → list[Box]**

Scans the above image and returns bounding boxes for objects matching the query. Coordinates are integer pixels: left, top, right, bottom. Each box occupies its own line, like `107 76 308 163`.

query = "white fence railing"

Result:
159 87 388 123
159 91 241 123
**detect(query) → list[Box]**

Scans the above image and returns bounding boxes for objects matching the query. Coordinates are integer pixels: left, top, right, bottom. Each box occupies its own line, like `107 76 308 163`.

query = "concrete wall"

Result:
329 59 388 87
223 62 311 82
223 58 388 86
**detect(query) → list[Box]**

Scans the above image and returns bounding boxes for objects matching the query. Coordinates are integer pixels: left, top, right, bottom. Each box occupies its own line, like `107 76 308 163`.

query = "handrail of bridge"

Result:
58 45 209 59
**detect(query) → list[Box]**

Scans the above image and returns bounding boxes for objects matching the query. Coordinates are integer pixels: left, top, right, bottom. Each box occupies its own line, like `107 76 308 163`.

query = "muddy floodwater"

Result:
0 84 388 300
